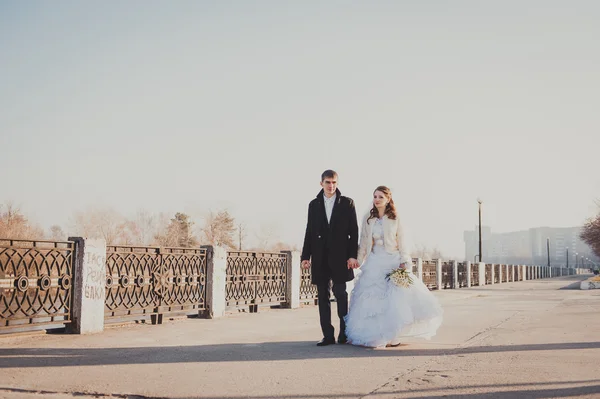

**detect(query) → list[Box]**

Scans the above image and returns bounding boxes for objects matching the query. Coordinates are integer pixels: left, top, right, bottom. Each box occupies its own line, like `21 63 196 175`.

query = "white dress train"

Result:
345 219 443 348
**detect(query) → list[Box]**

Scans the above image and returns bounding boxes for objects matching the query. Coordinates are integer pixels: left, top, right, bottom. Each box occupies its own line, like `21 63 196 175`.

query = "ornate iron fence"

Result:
1 239 74 333
411 258 418 274
457 262 468 287
441 261 453 289
226 251 287 312
501 265 508 282
105 246 207 324
422 260 437 289
470 263 480 286
485 264 493 284
300 267 318 304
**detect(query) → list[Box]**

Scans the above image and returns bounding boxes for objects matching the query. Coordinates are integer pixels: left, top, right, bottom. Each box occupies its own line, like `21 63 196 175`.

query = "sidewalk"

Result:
1 275 599 399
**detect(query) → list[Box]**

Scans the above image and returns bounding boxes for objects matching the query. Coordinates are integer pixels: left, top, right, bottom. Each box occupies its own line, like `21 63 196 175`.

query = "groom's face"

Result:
321 177 338 197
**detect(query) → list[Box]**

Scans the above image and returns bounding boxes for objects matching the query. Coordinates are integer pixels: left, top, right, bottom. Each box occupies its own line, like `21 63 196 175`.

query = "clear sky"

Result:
1 1 599 258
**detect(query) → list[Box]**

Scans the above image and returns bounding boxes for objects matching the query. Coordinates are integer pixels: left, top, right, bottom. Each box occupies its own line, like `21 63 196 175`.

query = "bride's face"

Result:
373 190 388 209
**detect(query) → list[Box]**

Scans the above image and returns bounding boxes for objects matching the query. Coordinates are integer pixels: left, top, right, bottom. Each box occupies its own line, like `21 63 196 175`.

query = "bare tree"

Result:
581 203 600 258
237 222 247 251
0 202 45 239
430 247 443 260
152 212 172 246
71 208 125 245
155 212 199 248
412 244 443 261
116 220 142 245
254 223 280 251
412 244 430 260
268 241 299 252
134 209 156 246
48 225 66 241
201 210 236 249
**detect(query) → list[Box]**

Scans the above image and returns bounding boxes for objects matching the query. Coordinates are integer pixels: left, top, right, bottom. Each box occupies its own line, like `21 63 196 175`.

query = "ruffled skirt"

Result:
345 247 443 348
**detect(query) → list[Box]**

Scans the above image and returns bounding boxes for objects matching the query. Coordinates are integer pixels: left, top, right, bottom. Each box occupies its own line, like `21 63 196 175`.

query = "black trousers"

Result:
317 281 348 339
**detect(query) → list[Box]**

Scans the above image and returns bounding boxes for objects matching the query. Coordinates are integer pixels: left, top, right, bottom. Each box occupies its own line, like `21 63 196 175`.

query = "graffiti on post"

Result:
83 247 106 302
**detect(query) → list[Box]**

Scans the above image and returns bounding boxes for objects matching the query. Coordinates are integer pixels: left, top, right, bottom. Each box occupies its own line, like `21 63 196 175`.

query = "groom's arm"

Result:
301 203 313 263
347 199 359 261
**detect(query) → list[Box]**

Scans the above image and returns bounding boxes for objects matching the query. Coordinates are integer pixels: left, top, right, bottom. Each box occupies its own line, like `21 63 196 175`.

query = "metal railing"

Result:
457 262 468 287
471 262 480 286
1 239 75 333
441 261 453 289
300 266 318 304
104 246 207 324
226 251 287 311
422 260 437 289
485 264 493 284
411 258 418 274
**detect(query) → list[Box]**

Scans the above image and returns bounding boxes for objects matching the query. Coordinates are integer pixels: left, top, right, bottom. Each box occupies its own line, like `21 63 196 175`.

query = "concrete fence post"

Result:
452 260 459 289
282 250 301 309
417 258 423 281
67 237 106 334
466 261 472 287
478 262 486 286
436 259 443 290
203 245 227 319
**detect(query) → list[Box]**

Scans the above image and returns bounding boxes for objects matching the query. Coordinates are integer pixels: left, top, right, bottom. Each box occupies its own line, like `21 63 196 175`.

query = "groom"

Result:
301 169 359 346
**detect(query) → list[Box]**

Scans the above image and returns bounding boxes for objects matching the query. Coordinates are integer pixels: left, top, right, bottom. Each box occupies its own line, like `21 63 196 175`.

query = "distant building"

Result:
464 226 598 266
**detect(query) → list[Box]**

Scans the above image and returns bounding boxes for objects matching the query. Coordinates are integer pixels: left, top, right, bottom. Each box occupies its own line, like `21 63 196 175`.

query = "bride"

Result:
345 186 443 348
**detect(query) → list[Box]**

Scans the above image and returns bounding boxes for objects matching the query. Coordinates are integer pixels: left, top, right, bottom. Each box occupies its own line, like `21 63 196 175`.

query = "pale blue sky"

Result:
1 1 599 258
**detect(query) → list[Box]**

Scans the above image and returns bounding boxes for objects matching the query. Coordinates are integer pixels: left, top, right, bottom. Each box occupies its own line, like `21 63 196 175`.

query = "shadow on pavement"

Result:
2 341 600 368
559 280 584 290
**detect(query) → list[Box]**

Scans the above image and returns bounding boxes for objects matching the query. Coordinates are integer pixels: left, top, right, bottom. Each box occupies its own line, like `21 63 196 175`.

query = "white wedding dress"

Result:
345 218 443 348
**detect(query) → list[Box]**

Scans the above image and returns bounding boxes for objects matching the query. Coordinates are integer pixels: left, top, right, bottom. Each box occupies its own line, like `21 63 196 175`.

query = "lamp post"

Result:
478 198 482 263
566 248 569 268
546 238 550 267
575 252 579 269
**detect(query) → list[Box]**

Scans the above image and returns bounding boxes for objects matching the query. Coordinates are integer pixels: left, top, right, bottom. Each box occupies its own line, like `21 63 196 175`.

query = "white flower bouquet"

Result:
385 267 413 288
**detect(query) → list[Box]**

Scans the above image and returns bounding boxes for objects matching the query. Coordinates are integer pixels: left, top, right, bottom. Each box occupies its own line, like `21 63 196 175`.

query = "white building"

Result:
464 226 597 266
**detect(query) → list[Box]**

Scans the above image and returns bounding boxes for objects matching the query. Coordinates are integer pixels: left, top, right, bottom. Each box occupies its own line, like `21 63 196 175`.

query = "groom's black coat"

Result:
301 189 359 284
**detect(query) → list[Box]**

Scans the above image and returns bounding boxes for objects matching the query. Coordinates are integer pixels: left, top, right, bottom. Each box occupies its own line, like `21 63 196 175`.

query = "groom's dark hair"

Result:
321 169 338 182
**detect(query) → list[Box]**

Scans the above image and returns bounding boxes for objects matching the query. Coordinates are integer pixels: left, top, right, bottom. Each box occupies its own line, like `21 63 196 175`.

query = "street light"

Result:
477 198 483 263
546 238 550 267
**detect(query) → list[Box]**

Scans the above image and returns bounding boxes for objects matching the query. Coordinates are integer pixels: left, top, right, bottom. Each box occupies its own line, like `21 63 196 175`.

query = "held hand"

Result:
301 260 311 269
347 258 360 269
399 262 407 269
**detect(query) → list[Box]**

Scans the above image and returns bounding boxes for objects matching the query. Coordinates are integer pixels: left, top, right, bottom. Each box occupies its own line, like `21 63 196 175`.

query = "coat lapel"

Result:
329 195 340 228
316 194 328 227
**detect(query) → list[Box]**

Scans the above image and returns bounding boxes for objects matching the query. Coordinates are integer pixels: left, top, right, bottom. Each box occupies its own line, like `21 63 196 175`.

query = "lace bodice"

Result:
372 218 385 249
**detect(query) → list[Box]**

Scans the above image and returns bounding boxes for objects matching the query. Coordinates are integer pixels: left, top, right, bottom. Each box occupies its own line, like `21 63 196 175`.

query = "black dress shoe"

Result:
386 342 401 347
316 337 336 346
337 334 348 344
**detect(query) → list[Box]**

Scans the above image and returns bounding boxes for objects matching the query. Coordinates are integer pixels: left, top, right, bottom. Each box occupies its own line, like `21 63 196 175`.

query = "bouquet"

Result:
386 267 413 288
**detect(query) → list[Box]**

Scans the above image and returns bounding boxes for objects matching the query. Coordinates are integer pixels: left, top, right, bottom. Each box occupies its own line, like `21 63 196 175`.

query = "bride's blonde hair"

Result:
368 186 397 221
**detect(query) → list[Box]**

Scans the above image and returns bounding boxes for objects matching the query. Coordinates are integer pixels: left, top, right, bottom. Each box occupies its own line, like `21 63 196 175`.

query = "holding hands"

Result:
347 258 360 269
